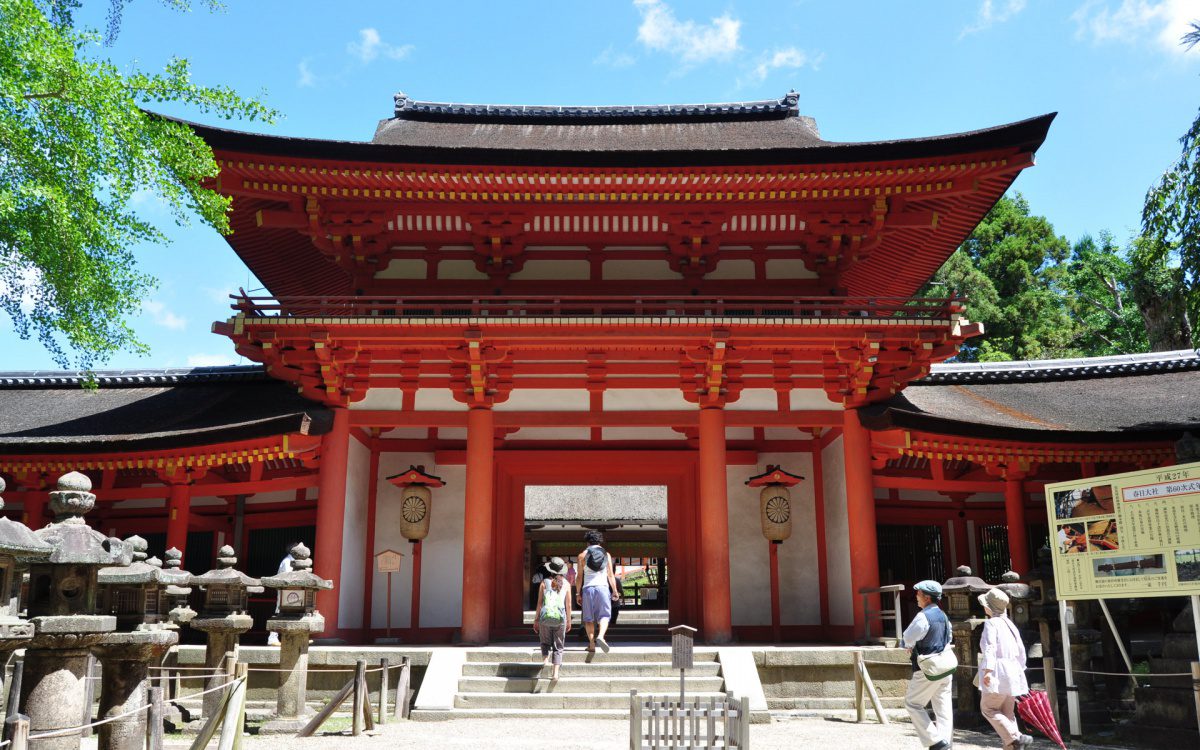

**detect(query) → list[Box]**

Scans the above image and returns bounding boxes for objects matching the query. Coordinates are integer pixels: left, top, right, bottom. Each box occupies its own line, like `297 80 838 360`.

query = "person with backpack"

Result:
576 530 619 653
533 557 572 680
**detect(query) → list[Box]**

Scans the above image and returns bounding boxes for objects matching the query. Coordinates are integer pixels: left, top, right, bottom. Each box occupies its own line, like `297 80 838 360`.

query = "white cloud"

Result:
634 0 740 65
141 300 186 331
187 353 240 368
961 0 1027 37
297 59 316 88
743 47 821 86
594 45 637 68
347 28 414 64
1071 0 1200 54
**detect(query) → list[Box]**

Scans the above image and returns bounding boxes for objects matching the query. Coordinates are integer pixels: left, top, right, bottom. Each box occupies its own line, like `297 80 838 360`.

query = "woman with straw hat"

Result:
533 556 572 681
977 587 1033 750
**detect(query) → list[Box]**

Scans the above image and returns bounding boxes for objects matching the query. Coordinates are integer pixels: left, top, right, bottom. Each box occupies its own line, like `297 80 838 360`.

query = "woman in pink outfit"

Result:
976 588 1033 750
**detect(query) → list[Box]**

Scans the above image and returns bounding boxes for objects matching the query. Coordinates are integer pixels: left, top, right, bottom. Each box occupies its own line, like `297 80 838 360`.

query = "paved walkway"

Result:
235 716 1133 750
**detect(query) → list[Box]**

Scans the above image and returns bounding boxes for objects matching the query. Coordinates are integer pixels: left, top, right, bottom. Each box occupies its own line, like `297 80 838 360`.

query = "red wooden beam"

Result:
348 409 843 428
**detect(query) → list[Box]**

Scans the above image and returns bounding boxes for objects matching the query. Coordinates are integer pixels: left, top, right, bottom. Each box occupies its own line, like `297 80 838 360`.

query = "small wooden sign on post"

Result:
669 624 697 705
375 549 405 639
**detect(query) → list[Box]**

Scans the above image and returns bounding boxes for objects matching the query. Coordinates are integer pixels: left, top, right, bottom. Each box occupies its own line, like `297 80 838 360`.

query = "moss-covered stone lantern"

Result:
0 477 52 643
157 547 195 626
98 535 170 631
189 545 260 718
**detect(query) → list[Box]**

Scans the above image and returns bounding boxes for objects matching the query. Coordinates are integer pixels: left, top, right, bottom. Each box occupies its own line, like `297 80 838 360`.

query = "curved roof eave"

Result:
176 112 1057 168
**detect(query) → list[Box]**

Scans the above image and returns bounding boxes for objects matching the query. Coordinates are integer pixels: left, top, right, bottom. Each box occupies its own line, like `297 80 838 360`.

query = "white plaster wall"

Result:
601 427 685 441
509 260 590 280
381 428 429 439
764 427 808 441
190 496 226 508
705 259 755 280
726 390 777 411
791 390 840 410
415 389 467 411
765 258 818 279
495 390 589 411
726 452 819 627
602 260 683 280
244 489 298 506
338 437 370 629
604 389 692 411
509 427 592 441
369 452 467 630
353 389 406 411
437 260 488 280
822 436 854 627
725 427 754 441
375 259 426 279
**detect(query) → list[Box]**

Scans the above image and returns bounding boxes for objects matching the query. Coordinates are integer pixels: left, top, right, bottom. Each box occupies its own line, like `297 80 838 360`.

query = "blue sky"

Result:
5 0 1200 371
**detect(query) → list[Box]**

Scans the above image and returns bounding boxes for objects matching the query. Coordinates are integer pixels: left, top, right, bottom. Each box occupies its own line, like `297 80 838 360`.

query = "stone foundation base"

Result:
258 714 314 734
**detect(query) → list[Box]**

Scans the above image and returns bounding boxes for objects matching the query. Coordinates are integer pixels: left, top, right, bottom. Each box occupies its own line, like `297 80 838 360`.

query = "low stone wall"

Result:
170 645 431 705
751 647 912 710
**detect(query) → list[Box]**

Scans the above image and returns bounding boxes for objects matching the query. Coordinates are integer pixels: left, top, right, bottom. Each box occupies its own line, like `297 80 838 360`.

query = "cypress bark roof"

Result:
862 350 1200 441
0 366 330 454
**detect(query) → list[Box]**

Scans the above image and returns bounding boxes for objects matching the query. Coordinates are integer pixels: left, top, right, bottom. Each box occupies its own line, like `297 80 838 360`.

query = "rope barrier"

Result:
26 678 241 740
858 657 1193 678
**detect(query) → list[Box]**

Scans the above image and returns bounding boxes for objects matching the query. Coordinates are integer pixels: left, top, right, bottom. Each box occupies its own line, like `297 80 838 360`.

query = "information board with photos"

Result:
1044 461 1200 600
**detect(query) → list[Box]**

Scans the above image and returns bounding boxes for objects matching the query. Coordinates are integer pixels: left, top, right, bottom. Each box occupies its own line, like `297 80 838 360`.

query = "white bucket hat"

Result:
978 587 1010 614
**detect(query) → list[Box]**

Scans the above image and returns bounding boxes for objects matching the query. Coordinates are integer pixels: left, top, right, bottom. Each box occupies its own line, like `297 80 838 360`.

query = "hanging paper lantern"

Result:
745 466 804 543
386 466 445 542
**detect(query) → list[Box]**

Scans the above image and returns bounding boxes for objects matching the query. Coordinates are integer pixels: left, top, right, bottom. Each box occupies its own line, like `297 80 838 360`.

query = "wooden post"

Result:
4 657 23 744
223 652 237 686
1043 656 1061 732
394 658 410 720
697 406 733 644
853 650 864 723
1059 600 1082 739
461 406 496 644
147 686 165 750
1191 662 1200 739
768 541 781 644
843 408 881 635
81 653 97 738
892 590 903 642
314 407 351 636
187 680 234 750
351 660 366 736
297 677 355 738
232 663 247 750
216 665 246 750
628 689 639 750
410 540 423 636
7 713 28 750
859 659 889 724
378 658 389 724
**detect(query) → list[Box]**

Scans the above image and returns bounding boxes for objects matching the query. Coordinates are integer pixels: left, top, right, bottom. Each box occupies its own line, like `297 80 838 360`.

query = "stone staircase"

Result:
412 647 727 720
490 608 671 643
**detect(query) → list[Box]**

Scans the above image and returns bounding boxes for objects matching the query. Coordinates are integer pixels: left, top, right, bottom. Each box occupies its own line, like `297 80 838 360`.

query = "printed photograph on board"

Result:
1087 518 1119 552
1092 554 1164 578
1053 484 1116 520
1176 548 1200 582
1056 522 1088 554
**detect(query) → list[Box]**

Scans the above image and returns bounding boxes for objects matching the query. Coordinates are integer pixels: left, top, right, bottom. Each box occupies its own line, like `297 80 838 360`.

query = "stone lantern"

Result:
94 536 178 750
0 478 52 642
941 565 993 727
99 535 170 631
189 545 260 719
22 472 130 750
258 543 333 733
385 466 445 542
157 547 196 626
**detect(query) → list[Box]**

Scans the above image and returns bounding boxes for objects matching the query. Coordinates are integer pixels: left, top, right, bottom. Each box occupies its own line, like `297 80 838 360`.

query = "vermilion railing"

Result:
230 295 964 321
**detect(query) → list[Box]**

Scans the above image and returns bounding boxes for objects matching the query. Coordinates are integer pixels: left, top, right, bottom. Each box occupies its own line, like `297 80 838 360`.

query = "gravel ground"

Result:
218 717 1135 750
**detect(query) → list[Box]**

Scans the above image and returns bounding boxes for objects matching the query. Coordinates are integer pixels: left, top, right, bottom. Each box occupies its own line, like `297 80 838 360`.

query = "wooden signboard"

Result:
669 625 697 671
375 549 404 574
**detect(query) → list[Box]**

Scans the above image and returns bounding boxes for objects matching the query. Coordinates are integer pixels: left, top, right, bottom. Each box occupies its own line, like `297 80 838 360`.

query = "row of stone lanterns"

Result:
0 472 333 750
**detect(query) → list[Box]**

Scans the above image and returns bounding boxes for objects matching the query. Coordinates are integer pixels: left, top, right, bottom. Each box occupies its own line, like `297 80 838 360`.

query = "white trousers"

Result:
905 670 953 747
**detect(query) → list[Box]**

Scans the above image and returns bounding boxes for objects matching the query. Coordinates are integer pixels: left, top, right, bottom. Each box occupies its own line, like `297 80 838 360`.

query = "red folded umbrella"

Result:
1016 690 1066 750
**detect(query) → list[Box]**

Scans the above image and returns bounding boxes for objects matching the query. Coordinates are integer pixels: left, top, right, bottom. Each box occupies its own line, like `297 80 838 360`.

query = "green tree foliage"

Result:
0 0 274 369
1059 232 1149 356
1140 21 1200 342
923 194 1074 361
1126 234 1195 351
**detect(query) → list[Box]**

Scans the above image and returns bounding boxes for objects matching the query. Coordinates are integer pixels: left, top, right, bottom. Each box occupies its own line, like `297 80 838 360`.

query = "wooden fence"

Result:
628 689 749 750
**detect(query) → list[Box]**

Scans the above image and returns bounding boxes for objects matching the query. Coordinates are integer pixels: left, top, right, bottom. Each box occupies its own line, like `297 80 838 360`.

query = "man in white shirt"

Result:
902 579 954 750
266 544 297 646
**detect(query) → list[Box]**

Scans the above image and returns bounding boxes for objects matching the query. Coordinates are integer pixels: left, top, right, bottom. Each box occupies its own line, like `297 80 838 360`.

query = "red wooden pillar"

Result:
314 407 350 636
165 482 190 561
1005 475 1031 575
810 443 830 628
360 446 380 631
460 406 495 644
23 495 45 531
697 406 733 644
842 408 880 635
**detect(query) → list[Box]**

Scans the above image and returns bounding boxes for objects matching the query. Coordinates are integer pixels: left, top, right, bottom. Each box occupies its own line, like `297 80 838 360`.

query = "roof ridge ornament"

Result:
390 90 800 120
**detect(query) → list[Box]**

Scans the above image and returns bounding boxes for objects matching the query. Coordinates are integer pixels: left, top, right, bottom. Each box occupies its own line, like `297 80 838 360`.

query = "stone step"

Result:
521 609 669 625
465 648 718 663
454 690 727 710
458 676 724 694
463 661 722 677
411 707 628 721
